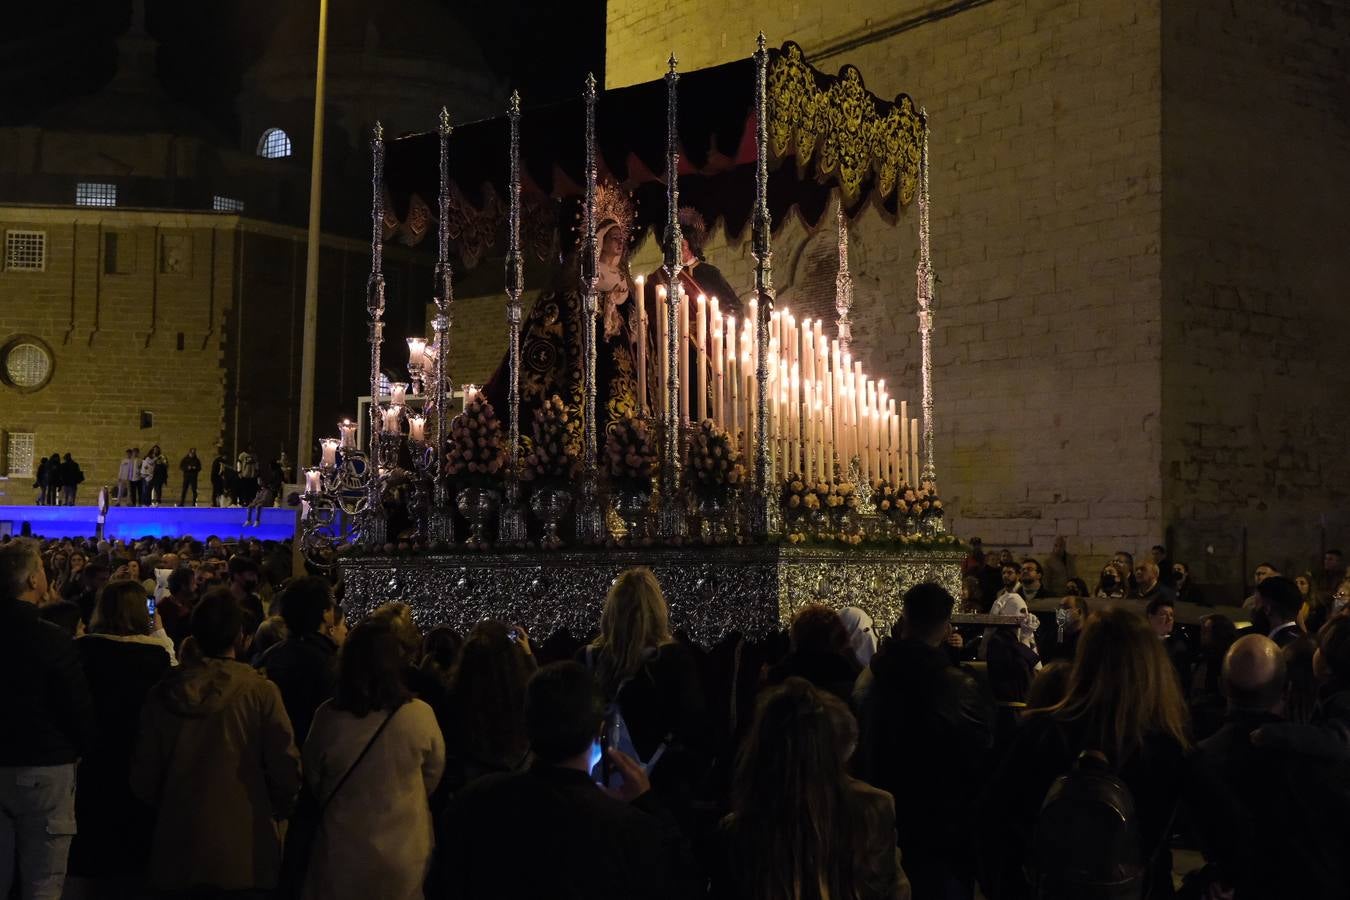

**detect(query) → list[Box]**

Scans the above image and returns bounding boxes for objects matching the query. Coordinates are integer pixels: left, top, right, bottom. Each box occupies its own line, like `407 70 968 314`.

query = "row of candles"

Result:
636 276 921 487
306 289 919 495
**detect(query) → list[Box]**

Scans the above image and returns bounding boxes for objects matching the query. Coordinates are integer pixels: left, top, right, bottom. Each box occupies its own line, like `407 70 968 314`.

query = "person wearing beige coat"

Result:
131 656 301 894
300 634 445 900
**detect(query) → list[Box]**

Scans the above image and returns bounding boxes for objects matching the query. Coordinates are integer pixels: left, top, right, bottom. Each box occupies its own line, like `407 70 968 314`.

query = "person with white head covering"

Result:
838 606 877 667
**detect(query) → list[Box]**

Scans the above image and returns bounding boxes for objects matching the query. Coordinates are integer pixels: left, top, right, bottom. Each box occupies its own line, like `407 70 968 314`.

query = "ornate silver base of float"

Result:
338 545 963 648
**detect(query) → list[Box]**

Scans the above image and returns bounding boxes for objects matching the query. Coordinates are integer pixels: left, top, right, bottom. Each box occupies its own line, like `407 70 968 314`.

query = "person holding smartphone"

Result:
436 662 698 900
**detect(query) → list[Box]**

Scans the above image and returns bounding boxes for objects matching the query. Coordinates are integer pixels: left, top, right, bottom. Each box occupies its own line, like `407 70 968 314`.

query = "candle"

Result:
889 399 899 486
803 381 814 480
304 467 322 494
898 401 909 484
408 414 426 443
779 358 789 470
678 285 689 423
745 342 756 461
712 309 724 428
657 285 668 418
382 405 403 434
406 337 427 372
635 275 647 414
801 319 815 411
389 382 408 407
816 385 827 482
696 294 707 423
869 382 881 481
338 419 357 449
320 438 339 469
910 418 920 488
788 361 793 474
725 320 737 449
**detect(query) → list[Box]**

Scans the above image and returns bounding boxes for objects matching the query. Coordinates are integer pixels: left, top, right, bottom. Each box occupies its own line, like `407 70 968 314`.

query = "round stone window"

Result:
1 335 54 392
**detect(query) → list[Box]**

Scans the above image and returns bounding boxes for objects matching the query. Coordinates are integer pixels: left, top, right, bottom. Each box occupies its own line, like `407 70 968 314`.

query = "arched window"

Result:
257 128 293 159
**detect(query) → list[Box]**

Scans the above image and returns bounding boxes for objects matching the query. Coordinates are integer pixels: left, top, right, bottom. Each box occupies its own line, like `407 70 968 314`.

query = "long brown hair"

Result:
90 579 152 636
729 677 864 900
447 621 534 768
1050 606 1190 758
589 567 673 697
333 622 411 718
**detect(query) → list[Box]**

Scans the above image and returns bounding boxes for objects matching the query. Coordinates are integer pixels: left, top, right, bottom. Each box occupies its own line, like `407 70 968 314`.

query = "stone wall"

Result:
0 209 433 498
1160 0 1350 592
606 0 1167 578
0 213 231 497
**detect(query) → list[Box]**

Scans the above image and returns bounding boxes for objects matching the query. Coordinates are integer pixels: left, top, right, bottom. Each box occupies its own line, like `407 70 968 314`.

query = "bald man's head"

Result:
1222 634 1287 712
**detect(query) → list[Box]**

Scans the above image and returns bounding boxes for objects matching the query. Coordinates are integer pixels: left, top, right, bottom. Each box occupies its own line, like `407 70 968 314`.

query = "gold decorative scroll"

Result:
767 41 923 207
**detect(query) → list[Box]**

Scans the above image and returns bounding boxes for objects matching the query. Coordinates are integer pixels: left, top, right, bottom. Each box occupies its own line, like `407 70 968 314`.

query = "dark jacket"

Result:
579 641 709 789
856 638 994 884
1185 709 1350 900
0 596 95 765
712 778 910 900
1255 677 1350 760
58 458 83 487
155 593 193 649
980 714 1184 900
69 634 171 877
764 649 863 705
254 631 338 746
439 763 697 900
180 454 202 476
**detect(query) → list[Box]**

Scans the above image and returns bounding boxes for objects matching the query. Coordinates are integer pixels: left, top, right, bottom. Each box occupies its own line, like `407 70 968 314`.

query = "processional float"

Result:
302 37 962 643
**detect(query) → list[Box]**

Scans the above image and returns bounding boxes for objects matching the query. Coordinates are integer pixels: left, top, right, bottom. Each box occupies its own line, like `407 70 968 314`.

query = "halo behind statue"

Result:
575 179 637 249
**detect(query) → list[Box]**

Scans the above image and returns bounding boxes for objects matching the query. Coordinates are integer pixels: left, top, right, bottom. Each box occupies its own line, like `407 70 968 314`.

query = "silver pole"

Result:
576 74 605 543
361 122 388 547
750 33 779 538
428 108 455 543
656 54 686 540
499 92 529 544
916 110 937 486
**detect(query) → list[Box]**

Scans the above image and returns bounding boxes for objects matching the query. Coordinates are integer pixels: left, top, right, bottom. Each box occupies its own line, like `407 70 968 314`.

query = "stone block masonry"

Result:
606 0 1166 584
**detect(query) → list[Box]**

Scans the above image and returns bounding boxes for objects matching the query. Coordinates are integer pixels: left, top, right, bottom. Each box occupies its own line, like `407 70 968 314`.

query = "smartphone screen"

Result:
598 729 612 786
146 596 156 619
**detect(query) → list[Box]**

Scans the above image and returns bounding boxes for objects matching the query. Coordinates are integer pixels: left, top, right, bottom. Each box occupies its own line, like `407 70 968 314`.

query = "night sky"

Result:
0 0 606 133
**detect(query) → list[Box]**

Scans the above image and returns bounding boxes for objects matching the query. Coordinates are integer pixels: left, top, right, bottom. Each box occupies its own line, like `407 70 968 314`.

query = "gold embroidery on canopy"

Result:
767 41 923 208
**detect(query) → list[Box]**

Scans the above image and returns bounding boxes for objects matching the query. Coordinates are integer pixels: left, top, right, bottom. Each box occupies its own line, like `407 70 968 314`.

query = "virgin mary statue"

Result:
480 183 648 448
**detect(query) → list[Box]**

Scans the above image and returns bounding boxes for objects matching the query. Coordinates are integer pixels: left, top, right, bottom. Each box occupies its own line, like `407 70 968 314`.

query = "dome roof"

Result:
251 0 491 78
40 7 228 143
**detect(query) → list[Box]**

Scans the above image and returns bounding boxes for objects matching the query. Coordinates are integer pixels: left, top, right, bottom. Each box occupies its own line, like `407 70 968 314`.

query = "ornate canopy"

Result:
382 41 924 266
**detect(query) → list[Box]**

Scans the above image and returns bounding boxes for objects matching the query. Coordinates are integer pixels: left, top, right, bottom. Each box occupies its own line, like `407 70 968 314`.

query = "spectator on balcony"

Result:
59 454 83 506
236 444 259 507
179 448 202 507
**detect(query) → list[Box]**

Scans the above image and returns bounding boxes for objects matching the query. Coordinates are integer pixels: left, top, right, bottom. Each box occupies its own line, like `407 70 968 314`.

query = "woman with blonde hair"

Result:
981 606 1190 899
581 567 707 811
1295 570 1330 635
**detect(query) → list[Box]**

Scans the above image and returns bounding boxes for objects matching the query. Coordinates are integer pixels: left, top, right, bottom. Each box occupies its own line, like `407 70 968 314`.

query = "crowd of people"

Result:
4 531 1350 900
108 445 292 511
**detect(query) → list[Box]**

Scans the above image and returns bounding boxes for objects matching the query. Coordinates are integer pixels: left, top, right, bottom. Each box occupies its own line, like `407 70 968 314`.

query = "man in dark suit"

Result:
856 583 994 900
438 661 695 900
1185 635 1350 899
1253 575 1303 647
